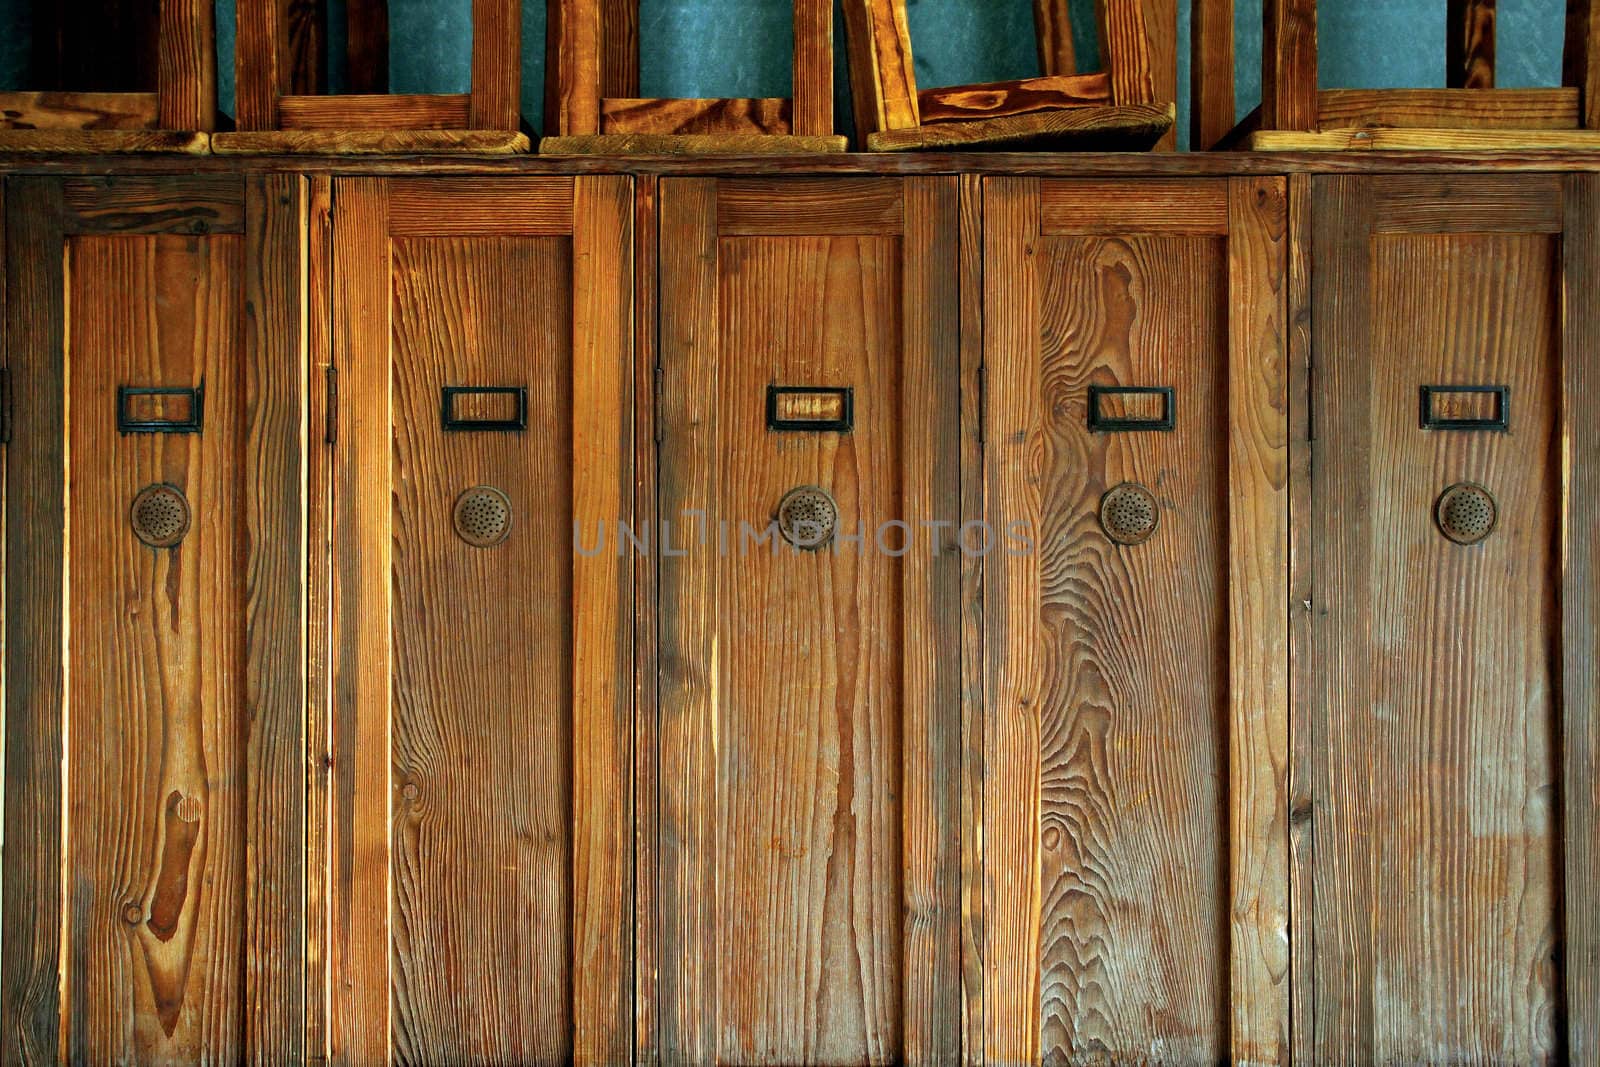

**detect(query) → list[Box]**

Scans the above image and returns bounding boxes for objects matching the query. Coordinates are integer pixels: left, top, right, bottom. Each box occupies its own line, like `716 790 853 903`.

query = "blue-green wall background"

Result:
1 0 1572 149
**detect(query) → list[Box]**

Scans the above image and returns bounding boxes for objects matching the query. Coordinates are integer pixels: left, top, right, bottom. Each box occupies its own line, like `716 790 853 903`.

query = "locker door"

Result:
324 176 633 1065
654 177 962 1065
981 177 1289 1065
1 176 308 1061
1311 174 1599 1064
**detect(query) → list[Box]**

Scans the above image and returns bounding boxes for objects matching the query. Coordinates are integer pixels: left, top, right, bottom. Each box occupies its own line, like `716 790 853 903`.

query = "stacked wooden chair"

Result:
0 0 214 153
542 0 845 153
1194 0 1600 150
842 0 1174 151
214 0 527 154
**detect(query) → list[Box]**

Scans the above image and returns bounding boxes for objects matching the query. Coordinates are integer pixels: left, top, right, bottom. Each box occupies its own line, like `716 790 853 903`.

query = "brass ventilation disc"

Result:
1436 482 1497 545
453 486 513 548
1099 482 1159 546
777 486 838 551
130 484 191 549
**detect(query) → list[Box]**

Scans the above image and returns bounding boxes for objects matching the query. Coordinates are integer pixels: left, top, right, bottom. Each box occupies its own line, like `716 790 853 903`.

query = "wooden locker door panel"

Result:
982 177 1289 1065
326 176 632 1066
1 177 307 1062
1311 174 1596 1064
655 177 961 1065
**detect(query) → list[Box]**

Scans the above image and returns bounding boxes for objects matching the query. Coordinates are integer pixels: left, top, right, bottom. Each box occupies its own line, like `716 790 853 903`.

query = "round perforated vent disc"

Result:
1436 482 1497 545
130 484 191 549
777 486 838 551
1100 482 1160 546
453 486 513 548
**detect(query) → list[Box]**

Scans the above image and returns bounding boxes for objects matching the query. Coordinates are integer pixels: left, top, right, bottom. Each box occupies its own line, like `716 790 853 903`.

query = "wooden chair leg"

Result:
1448 0 1497 90
1191 0 1235 150
842 0 919 140
470 0 521 130
793 0 834 136
158 0 216 131
602 0 639 99
1097 0 1155 106
1034 0 1076 76
546 0 602 136
1261 0 1317 132
235 0 281 130
1566 0 1600 128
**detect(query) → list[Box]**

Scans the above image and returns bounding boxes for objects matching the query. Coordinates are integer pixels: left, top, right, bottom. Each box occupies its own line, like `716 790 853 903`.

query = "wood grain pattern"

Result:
842 0 920 135
66 229 244 1062
469 0 522 130
0 91 159 131
387 176 575 235
1312 174 1562 1063
0 130 210 153
157 0 216 130
1033 0 1076 76
718 177 902 235
1262 0 1318 132
866 103 1173 152
286 0 327 96
212 130 530 154
1316 88 1579 131
1372 173 1564 233
234 0 281 129
278 94 473 131
545 0 602 136
1562 172 1600 1067
1449 0 1498 90
918 74 1112 126
792 0 834 136
1192 0 1236 150
1098 0 1156 106
602 98 792 136
1226 175 1290 1066
541 133 846 155
1040 178 1229 234
62 175 243 234
656 175 959 1064
602 0 640 100
2 177 67 1067
1144 0 1178 148
1248 126 1600 151
242 172 308 1063
1565 0 1600 128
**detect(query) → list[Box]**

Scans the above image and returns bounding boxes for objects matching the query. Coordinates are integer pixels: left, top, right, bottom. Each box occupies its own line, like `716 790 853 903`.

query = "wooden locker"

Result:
0 176 307 1061
980 177 1290 1065
1310 174 1599 1064
323 176 634 1065
653 177 962 1064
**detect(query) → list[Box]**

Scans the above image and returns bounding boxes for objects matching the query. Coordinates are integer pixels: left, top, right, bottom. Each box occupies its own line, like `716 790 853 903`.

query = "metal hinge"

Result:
324 365 338 445
0 366 10 445
977 363 988 445
653 365 664 444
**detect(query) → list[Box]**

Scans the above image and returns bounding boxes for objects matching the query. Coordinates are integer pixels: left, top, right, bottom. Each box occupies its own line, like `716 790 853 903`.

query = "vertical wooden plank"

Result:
235 0 282 130
1 178 65 1067
631 172 660 1067
1145 0 1178 148
1098 0 1156 106
345 0 389 95
1563 172 1600 1067
158 0 216 130
571 173 635 1066
470 0 523 129
1262 0 1318 132
792 0 835 137
1565 0 1600 129
1284 171 1315 1067
303 173 334 1066
545 0 602 136
328 177 390 1067
981 176 1042 1067
1192 0 1236 150
1448 0 1497 89
655 177 718 1063
957 171 986 1067
1226 175 1290 1067
1033 0 1076 75
1309 174 1375 1064
841 0 920 138
901 176 962 1066
286 0 328 95
602 0 640 99
243 172 307 1063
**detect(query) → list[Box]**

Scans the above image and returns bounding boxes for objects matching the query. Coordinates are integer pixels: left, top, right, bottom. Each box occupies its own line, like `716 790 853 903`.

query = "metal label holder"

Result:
441 386 528 433
1088 385 1175 433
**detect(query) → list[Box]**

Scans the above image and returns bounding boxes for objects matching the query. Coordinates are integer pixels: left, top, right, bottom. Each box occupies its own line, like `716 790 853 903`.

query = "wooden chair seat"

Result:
844 0 1174 153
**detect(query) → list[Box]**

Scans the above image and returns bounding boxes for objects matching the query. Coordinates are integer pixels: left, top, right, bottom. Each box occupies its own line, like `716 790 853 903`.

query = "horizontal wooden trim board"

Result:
1249 127 1600 151
211 130 531 155
277 93 472 130
715 176 903 234
1039 177 1229 233
0 92 159 131
600 97 793 135
1316 87 1581 130
0 131 209 154
540 133 848 155
917 72 1112 124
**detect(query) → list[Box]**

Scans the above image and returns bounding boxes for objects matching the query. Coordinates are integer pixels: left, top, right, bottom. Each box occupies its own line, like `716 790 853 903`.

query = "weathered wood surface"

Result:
469 0 522 130
1449 0 1499 90
0 130 209 153
602 97 792 136
157 0 215 130
1033 0 1076 76
792 0 834 136
542 133 846 155
278 94 473 130
1250 126 1600 151
0 91 159 130
1191 0 1236 150
1262 0 1318 132
842 0 920 138
866 103 1173 152
1311 174 1563 1063
213 130 530 154
1316 88 1579 130
918 74 1111 126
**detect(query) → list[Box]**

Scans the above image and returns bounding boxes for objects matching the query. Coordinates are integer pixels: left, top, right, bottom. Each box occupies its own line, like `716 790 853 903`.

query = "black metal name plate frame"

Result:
441 386 528 432
767 386 854 433
1420 385 1509 432
117 384 204 434
1088 385 1175 433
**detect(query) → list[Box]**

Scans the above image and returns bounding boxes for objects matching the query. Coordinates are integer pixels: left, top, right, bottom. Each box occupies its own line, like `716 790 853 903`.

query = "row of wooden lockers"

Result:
0 171 1594 1065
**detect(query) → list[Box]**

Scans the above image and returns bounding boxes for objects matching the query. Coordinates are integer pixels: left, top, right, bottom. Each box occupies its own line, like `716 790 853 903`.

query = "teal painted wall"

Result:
0 0 1573 149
